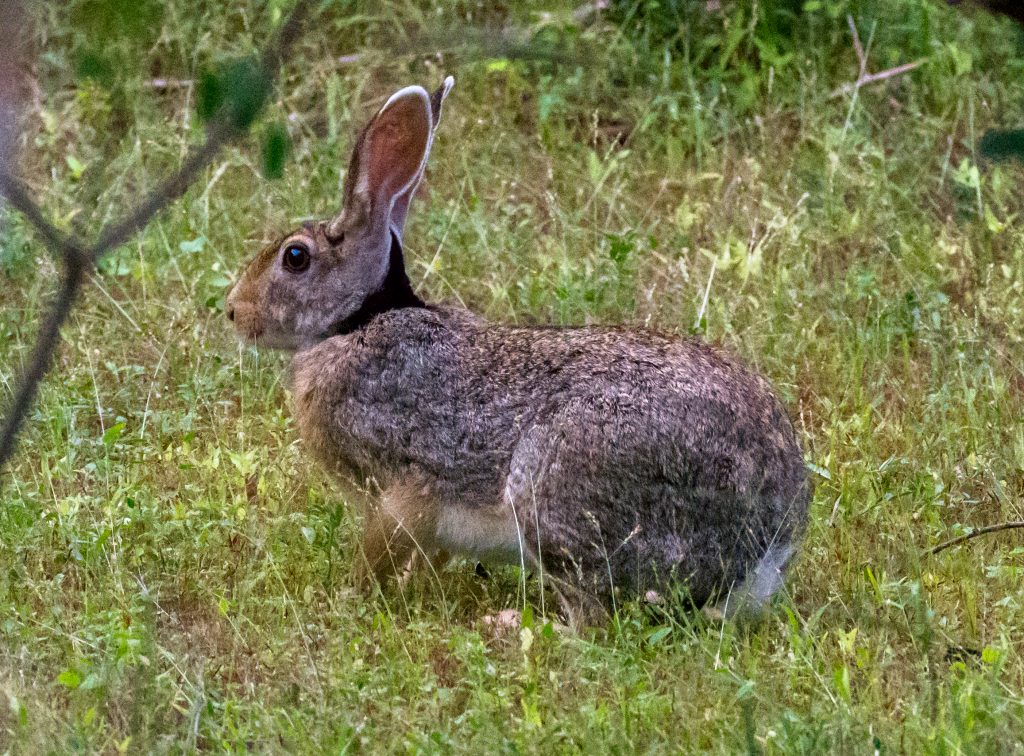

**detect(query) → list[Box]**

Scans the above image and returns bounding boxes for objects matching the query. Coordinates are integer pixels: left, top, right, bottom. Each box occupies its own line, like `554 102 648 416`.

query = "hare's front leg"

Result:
354 480 440 590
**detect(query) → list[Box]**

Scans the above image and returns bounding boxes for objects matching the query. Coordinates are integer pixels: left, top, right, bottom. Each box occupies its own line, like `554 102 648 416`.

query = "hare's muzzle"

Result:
225 282 262 342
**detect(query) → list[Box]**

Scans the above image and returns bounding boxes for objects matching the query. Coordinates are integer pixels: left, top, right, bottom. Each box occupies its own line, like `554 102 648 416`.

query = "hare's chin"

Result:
237 330 299 351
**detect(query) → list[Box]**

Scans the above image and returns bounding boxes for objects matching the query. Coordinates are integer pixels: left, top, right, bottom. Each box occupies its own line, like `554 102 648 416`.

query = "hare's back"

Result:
484 322 793 433
477 321 808 506
384 308 803 473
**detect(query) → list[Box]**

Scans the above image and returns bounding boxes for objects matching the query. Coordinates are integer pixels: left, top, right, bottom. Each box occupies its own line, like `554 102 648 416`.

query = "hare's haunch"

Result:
226 78 810 626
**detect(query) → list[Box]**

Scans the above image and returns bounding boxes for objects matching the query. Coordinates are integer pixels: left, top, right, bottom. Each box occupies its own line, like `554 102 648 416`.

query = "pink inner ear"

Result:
366 97 430 206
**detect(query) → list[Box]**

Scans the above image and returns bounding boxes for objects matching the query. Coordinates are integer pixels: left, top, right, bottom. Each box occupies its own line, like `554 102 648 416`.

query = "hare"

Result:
226 77 810 626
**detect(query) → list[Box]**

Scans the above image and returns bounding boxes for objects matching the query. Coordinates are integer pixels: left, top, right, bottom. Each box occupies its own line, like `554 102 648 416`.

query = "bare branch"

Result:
829 60 925 99
928 521 1024 555
0 172 83 261
846 14 867 75
89 0 312 263
142 78 194 90
0 259 87 467
0 0 313 471
87 126 232 260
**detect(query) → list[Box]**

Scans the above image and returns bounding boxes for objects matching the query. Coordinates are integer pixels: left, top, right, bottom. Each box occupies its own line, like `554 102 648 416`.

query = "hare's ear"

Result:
429 75 455 127
328 84 434 240
387 75 454 238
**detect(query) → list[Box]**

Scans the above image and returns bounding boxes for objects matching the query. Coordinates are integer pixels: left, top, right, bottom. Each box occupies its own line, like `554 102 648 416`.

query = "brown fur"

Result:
226 79 810 627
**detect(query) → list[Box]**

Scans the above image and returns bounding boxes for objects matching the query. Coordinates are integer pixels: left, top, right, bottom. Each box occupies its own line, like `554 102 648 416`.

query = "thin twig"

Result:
829 60 925 99
846 14 867 74
928 521 1024 555
0 0 313 471
142 78 194 89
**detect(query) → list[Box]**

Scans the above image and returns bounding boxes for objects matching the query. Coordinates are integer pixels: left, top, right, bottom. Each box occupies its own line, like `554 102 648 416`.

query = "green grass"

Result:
2 0 1024 751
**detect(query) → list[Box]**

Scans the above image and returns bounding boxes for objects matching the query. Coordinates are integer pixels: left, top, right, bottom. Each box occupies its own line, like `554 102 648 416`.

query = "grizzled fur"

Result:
227 78 810 625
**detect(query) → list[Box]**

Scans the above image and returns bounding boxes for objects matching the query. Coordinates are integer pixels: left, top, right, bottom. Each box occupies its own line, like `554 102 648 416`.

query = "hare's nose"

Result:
226 303 236 322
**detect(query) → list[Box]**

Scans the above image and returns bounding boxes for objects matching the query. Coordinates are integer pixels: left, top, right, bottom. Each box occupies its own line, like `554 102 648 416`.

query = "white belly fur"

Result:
434 502 524 564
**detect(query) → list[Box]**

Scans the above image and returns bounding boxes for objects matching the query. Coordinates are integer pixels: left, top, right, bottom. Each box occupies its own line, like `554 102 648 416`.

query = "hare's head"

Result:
226 77 453 350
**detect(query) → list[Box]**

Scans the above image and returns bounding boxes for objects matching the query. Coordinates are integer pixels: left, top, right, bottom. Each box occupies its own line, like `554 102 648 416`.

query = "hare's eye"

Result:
282 243 310 273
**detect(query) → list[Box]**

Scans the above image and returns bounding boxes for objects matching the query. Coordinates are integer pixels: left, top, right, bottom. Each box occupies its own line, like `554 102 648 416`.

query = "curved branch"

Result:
928 521 1024 555
87 126 232 260
0 0 313 471
0 256 87 467
0 173 78 258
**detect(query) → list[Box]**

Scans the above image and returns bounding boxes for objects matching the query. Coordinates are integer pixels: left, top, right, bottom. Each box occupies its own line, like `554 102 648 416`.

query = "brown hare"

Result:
226 77 810 627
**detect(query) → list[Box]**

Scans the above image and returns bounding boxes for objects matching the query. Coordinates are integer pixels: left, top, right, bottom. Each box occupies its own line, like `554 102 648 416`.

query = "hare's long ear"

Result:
388 76 454 238
327 84 434 241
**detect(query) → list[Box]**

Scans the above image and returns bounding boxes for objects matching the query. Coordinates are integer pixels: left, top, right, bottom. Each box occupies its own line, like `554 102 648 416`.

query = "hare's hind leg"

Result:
355 480 440 590
551 583 610 631
398 548 451 589
505 423 617 630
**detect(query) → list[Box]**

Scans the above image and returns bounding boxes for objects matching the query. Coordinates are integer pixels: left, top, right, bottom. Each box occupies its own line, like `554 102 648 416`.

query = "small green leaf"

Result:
200 57 270 130
226 60 269 129
74 50 115 86
982 646 1002 665
521 605 534 630
57 669 82 689
607 233 635 265
806 462 831 480
66 155 85 180
646 626 672 646
196 71 224 123
262 122 291 179
97 254 132 277
102 422 125 448
833 664 851 703
179 236 207 254
735 679 756 700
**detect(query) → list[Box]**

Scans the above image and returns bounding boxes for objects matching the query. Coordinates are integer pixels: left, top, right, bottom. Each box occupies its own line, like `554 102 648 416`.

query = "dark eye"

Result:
282 243 310 273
